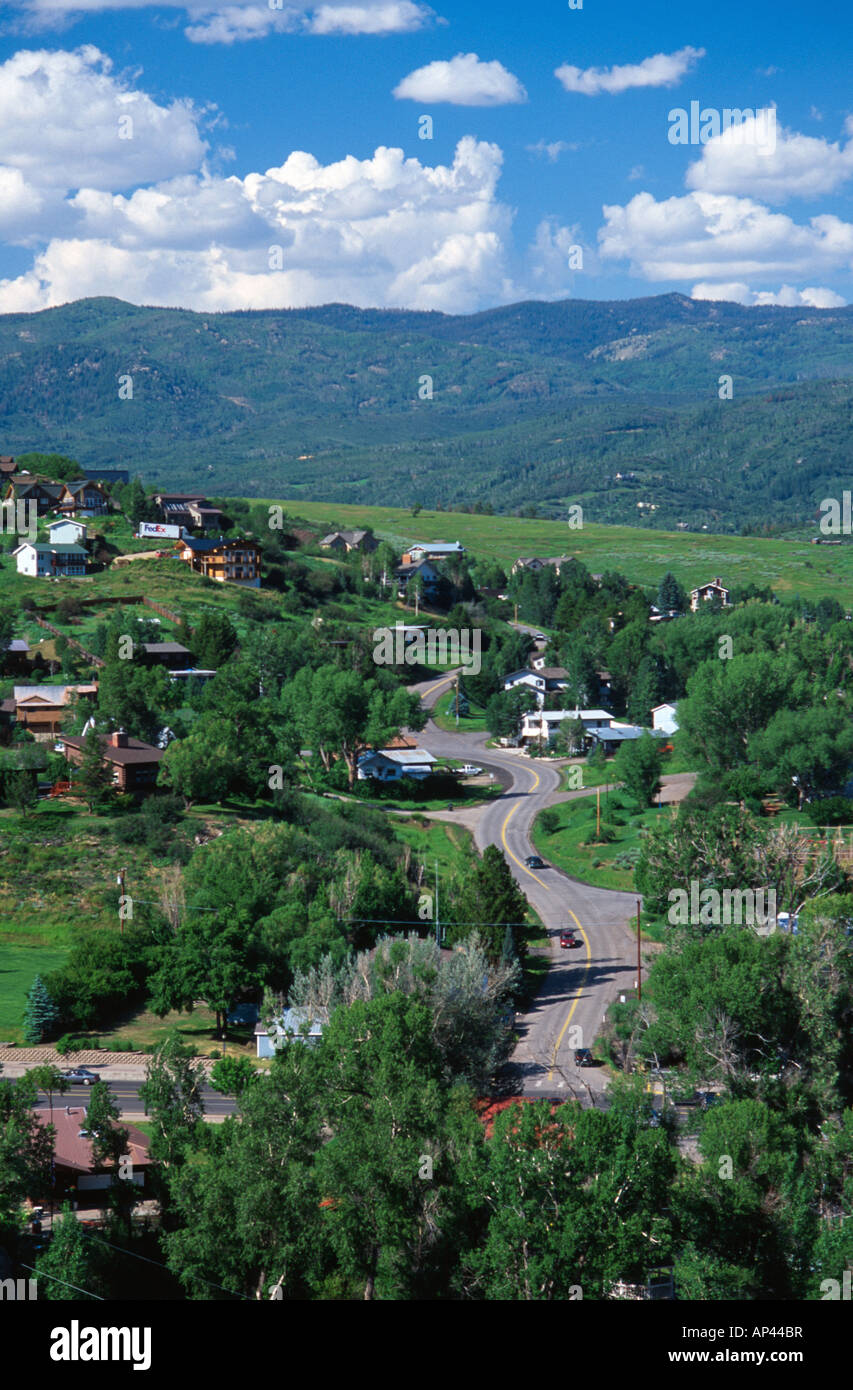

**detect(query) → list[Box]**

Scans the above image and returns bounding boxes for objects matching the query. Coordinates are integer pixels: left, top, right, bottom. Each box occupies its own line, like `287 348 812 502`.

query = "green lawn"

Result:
531 790 665 892
431 689 489 734
0 943 70 1040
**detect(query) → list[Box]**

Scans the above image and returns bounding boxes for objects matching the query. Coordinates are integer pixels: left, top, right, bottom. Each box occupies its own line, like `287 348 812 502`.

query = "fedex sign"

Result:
137 522 182 540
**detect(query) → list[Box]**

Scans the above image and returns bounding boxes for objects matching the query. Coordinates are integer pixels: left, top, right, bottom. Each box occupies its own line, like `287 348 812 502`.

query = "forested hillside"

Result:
1 293 852 529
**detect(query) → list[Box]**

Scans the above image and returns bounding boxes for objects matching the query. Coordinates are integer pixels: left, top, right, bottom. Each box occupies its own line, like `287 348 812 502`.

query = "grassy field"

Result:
531 789 660 893
266 500 853 606
431 688 489 734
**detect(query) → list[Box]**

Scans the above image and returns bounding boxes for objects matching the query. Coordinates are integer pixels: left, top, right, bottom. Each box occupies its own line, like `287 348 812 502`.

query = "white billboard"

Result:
137 522 181 540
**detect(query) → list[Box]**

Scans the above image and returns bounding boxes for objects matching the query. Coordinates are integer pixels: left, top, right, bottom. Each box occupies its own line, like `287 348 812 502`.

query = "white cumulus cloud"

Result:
598 190 853 284
686 117 853 203
0 47 207 193
0 130 521 313
393 52 526 106
555 45 703 96
692 281 846 307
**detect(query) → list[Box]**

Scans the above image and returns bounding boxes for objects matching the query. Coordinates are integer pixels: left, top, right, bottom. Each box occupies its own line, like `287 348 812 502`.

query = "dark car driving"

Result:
574 1048 594 1067
524 855 546 869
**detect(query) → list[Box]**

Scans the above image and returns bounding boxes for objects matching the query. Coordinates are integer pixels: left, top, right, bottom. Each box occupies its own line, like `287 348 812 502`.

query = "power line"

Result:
81 1231 252 1302
19 1261 104 1301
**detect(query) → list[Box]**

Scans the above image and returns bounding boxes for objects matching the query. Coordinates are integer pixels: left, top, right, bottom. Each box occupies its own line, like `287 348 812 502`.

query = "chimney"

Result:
109 730 129 748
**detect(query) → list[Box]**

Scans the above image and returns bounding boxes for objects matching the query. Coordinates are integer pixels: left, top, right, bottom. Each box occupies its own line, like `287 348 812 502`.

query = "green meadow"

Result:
266 500 853 606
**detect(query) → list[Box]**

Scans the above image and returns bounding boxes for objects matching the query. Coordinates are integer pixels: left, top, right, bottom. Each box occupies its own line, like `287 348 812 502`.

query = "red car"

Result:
559 930 581 949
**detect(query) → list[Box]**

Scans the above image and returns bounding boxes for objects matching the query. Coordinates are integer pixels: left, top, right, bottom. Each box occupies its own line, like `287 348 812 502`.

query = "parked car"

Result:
459 763 483 776
525 855 546 869
60 1067 101 1086
574 1048 594 1067
560 929 581 949
533 633 547 643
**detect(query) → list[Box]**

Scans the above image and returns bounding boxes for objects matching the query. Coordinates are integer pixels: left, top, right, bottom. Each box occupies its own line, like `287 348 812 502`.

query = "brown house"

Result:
34 1106 153 1202
178 536 261 586
12 684 98 741
57 480 109 517
3 478 64 514
139 642 192 670
60 729 163 793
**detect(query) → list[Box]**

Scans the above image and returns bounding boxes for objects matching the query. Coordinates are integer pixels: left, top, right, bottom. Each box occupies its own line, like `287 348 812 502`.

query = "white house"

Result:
357 748 437 781
503 667 571 708
652 702 679 736
12 542 87 577
520 708 615 747
403 541 465 564
690 577 730 611
47 519 87 546
255 1007 324 1058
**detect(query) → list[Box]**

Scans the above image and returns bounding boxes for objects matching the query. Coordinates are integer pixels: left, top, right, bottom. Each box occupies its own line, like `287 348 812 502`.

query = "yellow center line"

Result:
421 674 457 700
499 767 551 892
547 908 591 1079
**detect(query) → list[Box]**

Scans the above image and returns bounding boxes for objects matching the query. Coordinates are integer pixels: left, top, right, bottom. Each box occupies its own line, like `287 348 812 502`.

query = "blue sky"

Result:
0 0 851 312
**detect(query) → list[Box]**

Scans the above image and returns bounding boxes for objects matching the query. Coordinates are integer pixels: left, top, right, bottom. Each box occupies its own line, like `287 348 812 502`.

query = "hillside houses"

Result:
57 479 109 517
60 729 163 794
519 708 647 753
177 536 261 586
394 559 440 601
11 684 98 741
153 493 224 532
690 577 730 611
503 666 571 706
401 541 465 565
320 528 377 553
12 541 88 578
652 702 679 735
511 555 572 577
47 519 88 546
357 748 437 781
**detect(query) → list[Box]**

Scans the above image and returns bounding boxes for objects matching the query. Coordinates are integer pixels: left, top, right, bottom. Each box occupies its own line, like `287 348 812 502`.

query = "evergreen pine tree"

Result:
451 845 529 961
78 727 111 812
658 571 686 613
23 975 58 1044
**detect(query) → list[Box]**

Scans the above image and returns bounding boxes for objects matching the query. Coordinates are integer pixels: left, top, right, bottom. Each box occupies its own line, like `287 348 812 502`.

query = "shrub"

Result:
804 796 853 827
54 1034 78 1055
538 808 559 835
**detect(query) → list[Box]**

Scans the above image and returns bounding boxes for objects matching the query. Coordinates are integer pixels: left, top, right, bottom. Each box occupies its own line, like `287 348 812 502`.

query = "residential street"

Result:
408 672 689 1101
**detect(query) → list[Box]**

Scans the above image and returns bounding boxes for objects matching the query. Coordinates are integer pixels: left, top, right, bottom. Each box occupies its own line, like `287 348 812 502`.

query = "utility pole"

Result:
596 786 601 840
117 867 127 936
434 860 440 948
455 677 460 726
636 899 642 1002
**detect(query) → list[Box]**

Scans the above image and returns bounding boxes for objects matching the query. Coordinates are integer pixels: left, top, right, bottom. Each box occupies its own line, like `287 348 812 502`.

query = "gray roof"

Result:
359 748 436 766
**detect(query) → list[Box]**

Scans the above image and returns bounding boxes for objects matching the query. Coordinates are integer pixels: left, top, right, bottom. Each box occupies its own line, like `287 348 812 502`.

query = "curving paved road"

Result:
408 672 645 1101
